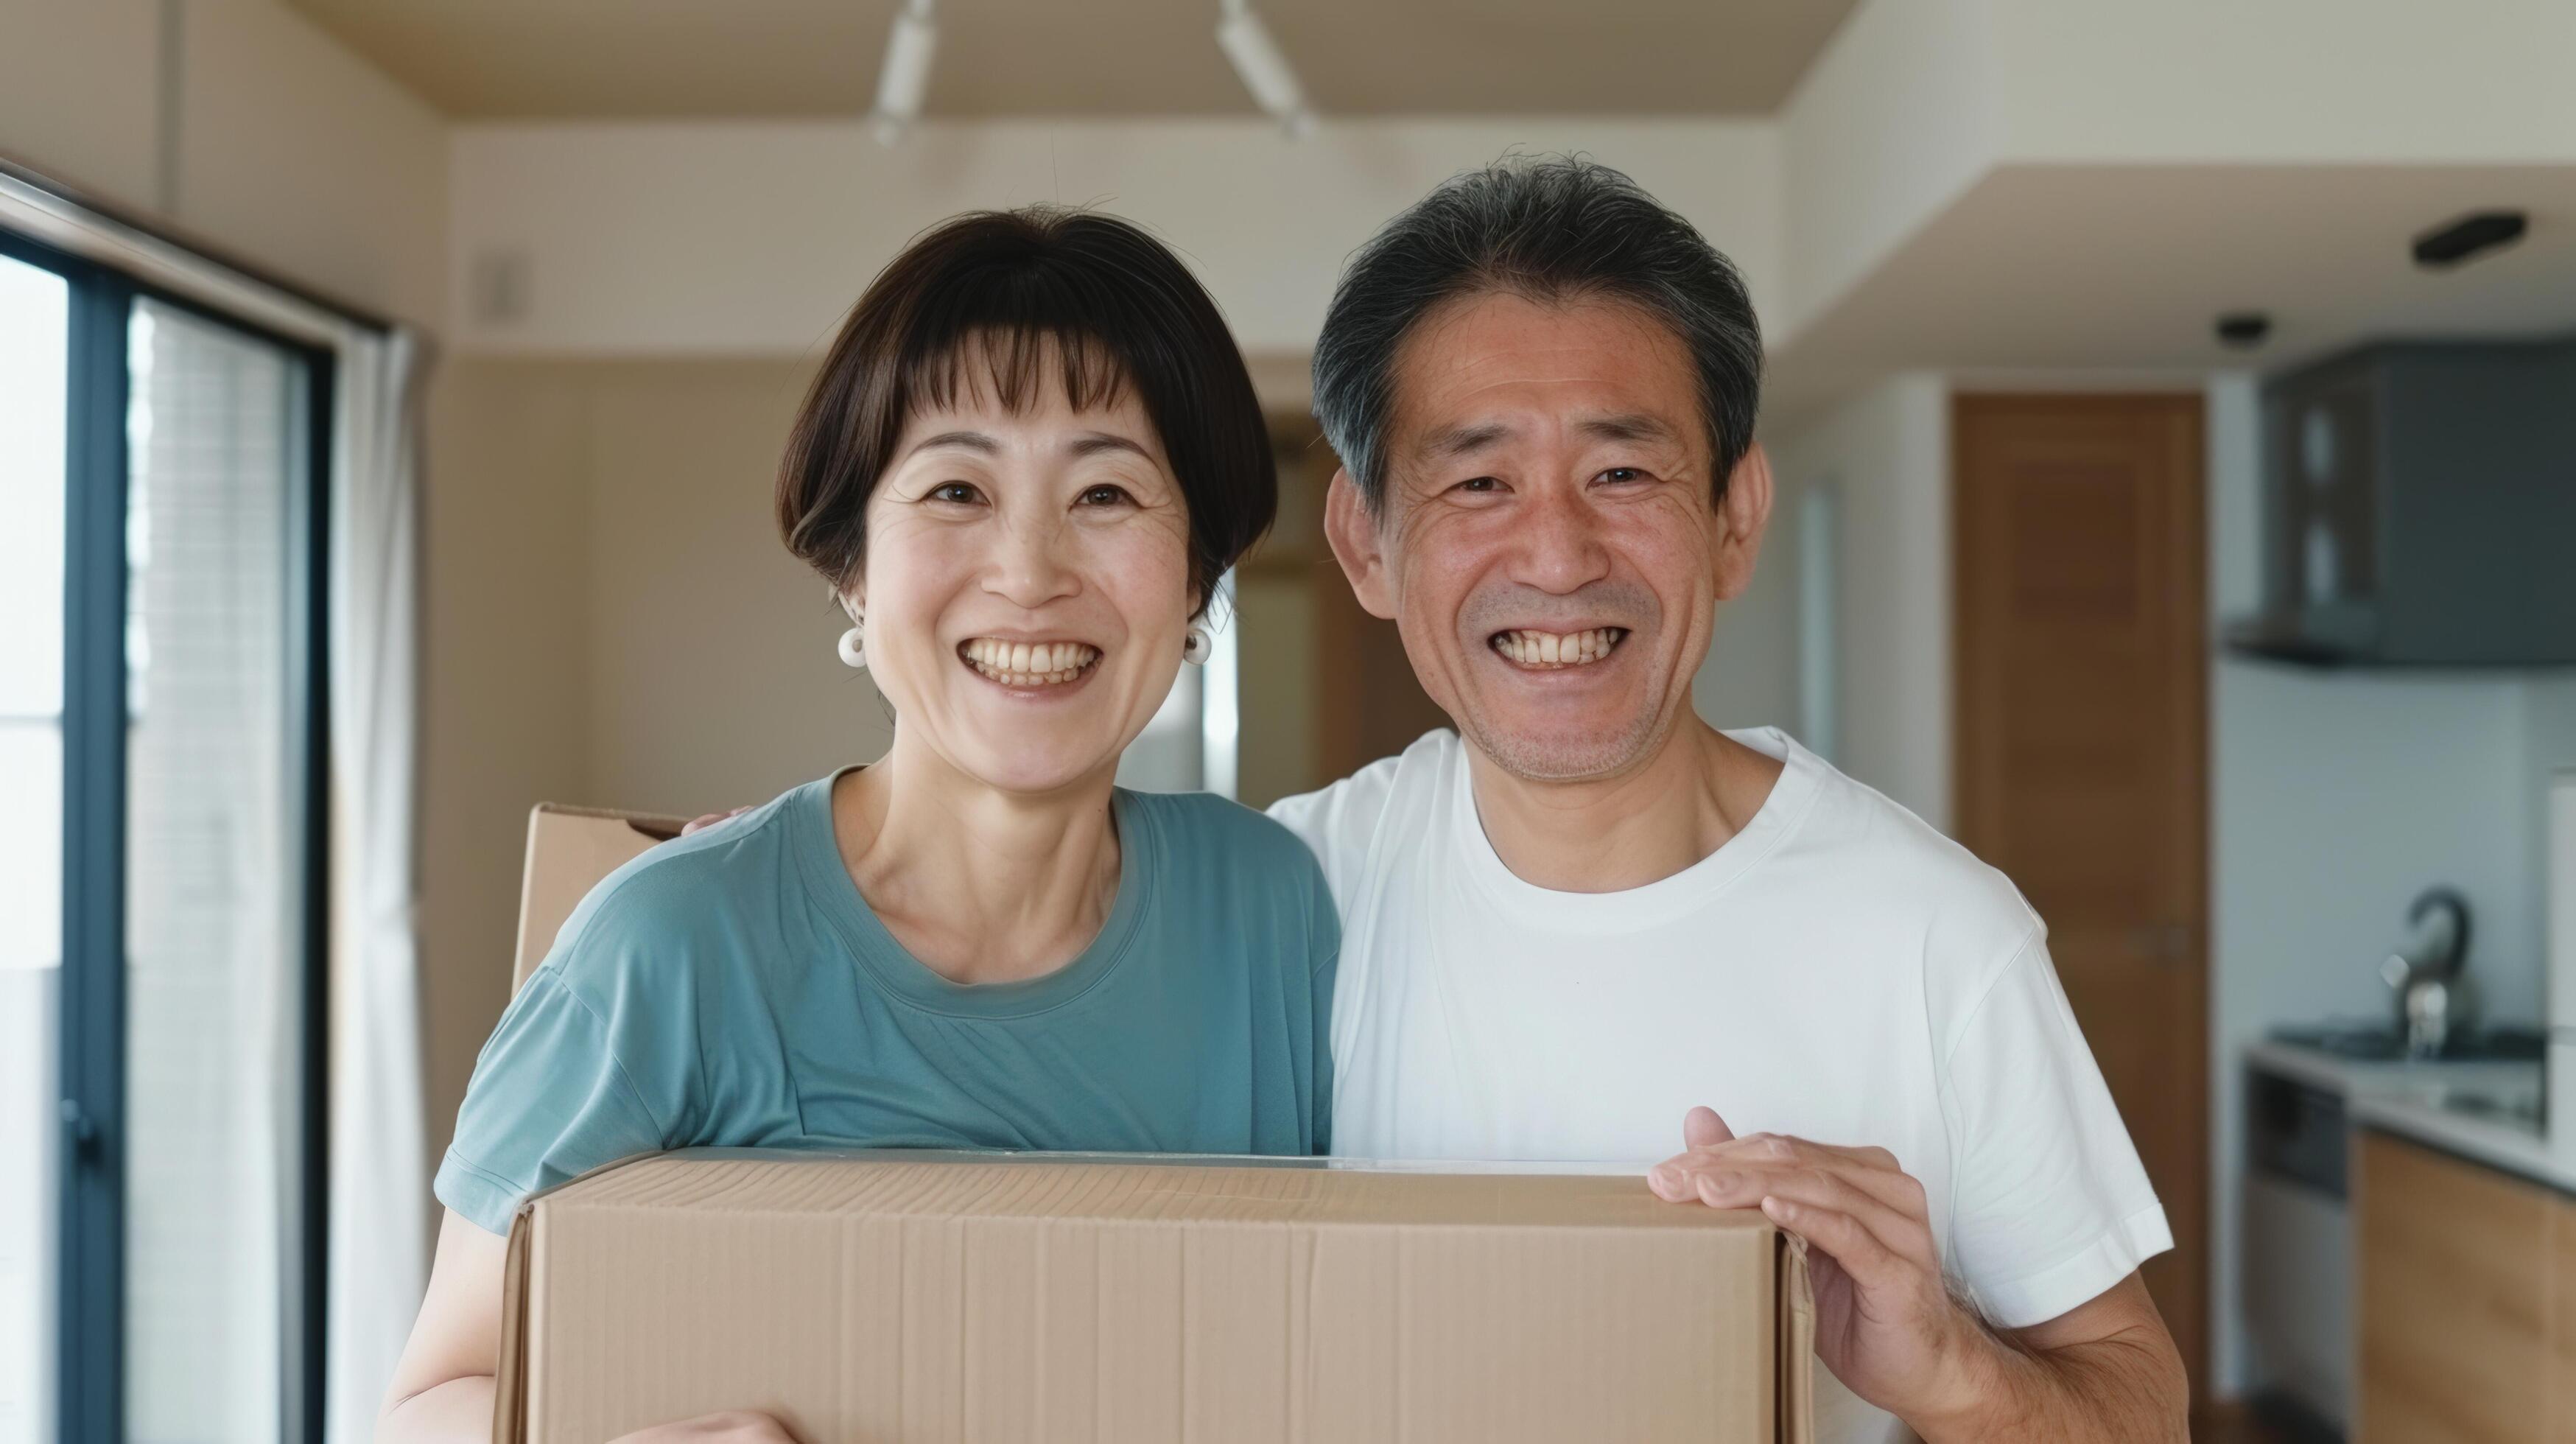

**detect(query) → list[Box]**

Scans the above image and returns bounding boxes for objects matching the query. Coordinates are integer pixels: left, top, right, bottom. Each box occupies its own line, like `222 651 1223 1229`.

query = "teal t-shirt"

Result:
435 775 1338 1235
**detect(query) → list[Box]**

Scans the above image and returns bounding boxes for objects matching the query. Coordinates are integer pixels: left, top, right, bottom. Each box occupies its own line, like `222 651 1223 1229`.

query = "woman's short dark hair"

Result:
779 206 1274 614
1312 155 1763 512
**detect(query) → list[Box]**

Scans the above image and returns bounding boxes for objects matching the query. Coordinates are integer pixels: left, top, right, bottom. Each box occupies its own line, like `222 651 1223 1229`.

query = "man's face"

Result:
1324 290 1771 783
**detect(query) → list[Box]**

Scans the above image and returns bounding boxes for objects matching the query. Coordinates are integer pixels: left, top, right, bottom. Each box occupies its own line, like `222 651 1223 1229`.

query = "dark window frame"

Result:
1 222 334 1444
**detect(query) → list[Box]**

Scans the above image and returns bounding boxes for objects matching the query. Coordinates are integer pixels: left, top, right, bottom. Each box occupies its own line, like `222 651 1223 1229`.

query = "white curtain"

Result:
323 327 430 1444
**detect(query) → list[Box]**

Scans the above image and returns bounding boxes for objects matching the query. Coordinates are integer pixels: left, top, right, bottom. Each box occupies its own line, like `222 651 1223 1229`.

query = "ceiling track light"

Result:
1217 0 1315 139
872 0 938 147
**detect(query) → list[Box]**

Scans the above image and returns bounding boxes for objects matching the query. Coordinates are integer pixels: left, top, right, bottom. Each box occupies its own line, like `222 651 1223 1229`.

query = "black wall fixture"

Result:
2216 312 2271 348
2412 211 2528 269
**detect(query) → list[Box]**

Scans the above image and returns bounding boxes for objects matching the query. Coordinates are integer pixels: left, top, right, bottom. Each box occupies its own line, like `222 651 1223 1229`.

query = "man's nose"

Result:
986 514 1081 609
1508 486 1614 594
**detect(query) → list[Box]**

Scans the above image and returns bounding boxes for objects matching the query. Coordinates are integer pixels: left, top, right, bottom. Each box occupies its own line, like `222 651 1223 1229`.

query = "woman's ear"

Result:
1323 469 1397 621
835 581 863 622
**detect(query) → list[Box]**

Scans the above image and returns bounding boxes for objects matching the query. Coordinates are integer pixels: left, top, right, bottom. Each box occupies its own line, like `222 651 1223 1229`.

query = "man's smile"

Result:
1489 626 1629 670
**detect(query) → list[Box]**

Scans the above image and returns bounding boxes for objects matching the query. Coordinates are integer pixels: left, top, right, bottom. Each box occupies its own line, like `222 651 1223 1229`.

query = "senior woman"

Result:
379 209 1334 1442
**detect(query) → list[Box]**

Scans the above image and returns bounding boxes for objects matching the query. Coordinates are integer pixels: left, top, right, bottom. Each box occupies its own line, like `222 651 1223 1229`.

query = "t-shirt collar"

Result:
1447 726 1822 930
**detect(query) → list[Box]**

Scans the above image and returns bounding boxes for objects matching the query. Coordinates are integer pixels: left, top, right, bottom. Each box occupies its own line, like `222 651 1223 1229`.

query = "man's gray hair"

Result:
1311 154 1763 510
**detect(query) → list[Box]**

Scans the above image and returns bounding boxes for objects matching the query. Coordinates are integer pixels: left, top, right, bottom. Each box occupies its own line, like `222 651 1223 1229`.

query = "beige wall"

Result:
418 357 893 1166
0 0 448 326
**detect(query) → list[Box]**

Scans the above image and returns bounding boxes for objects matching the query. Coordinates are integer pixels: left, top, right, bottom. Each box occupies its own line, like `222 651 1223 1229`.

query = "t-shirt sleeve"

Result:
434 958 695 1236
1940 930 2173 1328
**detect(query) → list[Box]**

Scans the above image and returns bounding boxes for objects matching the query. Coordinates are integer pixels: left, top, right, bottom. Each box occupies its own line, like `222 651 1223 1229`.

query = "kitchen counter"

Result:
2245 1038 2572 1194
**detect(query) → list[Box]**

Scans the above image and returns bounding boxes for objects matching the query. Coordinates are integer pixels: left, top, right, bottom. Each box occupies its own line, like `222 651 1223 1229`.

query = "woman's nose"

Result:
985 514 1081 609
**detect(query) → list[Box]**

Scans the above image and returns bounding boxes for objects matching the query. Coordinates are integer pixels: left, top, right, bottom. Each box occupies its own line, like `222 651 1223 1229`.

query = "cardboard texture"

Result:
511 803 687 993
495 1152 1814 1444
499 807 1815 1443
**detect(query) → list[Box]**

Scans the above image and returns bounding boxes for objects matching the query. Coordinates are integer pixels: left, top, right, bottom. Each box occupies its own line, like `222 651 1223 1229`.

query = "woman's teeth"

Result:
1492 627 1626 668
961 637 1101 687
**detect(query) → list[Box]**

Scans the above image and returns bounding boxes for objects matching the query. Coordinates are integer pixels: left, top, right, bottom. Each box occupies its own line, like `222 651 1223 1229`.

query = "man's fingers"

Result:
1685 1132 1906 1186
1650 1149 1933 1247
1759 1194 1906 1292
1682 1105 1734 1150
1702 1166 1937 1272
681 806 752 836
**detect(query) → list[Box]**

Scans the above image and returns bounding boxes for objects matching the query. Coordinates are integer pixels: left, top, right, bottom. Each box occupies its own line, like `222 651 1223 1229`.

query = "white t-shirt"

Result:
1268 726 2172 1444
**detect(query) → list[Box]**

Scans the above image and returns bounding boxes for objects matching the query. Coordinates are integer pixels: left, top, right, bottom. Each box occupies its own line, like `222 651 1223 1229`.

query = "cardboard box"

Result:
512 803 687 993
499 807 1815 1441
496 1151 1814 1443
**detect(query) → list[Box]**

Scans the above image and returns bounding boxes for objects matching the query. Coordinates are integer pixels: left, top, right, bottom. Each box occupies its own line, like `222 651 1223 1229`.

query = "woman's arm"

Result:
376 1210 803 1444
375 1210 507 1441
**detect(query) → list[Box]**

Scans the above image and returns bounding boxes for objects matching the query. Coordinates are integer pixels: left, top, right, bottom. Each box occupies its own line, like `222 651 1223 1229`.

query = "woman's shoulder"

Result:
536 782 822 989
1121 788 1332 897
1126 787 1320 858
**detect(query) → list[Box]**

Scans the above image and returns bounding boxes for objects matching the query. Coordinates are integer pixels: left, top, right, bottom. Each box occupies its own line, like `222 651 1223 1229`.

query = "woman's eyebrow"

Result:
908 430 1000 457
1067 432 1153 460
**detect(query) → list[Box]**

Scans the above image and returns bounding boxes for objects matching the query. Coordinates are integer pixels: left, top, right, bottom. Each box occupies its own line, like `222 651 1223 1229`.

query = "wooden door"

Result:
1952 393 2209 1397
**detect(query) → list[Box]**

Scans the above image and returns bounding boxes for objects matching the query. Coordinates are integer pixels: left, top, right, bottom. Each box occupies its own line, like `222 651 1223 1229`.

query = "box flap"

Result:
492 1204 536 1443
510 803 686 994
1776 1233 1815 1444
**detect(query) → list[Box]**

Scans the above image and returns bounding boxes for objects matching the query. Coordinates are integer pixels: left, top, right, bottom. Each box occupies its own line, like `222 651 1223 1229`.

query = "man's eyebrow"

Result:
1576 413 1680 445
1067 432 1154 460
1417 419 1515 460
907 430 1000 456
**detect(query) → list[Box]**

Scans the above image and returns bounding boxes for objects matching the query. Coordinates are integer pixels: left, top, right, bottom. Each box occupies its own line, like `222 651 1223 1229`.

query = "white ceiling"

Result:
1766 164 2576 429
284 0 1859 119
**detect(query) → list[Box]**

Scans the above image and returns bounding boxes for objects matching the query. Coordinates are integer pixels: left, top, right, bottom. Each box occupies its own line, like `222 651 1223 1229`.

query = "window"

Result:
2 230 329 1444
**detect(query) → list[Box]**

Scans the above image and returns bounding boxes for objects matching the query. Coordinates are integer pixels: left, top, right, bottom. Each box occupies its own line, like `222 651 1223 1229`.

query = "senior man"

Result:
1265 157 2185 1443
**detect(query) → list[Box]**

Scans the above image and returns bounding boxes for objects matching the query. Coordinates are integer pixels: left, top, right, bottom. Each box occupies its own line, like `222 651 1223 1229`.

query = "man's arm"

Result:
1647 1109 2185 1443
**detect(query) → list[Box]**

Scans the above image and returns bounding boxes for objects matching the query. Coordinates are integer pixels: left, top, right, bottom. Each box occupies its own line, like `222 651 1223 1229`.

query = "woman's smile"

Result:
958 635 1104 690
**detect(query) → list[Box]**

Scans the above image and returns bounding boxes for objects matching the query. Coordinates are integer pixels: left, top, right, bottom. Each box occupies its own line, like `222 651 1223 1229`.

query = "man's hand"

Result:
1648 1107 1990 1426
1646 1107 2185 1443
682 807 751 835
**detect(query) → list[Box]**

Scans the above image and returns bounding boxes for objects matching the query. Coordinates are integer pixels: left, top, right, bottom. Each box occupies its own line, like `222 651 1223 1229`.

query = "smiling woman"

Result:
379 208 1334 1444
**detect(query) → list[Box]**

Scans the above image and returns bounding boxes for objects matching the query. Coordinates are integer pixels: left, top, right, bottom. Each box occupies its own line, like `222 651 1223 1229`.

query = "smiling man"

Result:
1265 158 2188 1443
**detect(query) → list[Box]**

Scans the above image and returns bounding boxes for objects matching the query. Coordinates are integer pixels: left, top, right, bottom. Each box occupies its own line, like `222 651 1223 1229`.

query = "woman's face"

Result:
855 364 1195 797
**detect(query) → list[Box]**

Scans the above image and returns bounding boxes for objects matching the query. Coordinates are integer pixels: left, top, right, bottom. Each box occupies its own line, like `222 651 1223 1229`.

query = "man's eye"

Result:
1598 467 1647 484
927 482 983 505
1078 484 1134 507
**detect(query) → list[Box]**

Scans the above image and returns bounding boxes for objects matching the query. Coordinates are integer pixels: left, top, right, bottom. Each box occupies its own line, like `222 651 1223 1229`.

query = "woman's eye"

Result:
927 482 984 505
1455 476 1502 494
1078 484 1134 507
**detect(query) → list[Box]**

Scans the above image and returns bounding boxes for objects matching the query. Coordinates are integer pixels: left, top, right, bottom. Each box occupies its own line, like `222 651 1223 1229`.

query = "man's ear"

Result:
1322 468 1398 621
1710 443 1775 602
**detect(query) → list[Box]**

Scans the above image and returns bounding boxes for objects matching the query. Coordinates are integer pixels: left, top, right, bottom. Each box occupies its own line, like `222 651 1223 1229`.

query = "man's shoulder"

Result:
1266 729 1456 847
1770 743 2043 965
1264 729 1459 892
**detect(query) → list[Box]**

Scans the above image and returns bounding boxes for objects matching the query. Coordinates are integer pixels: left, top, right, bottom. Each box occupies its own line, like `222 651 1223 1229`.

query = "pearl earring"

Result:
836 620 867 670
1182 623 1212 665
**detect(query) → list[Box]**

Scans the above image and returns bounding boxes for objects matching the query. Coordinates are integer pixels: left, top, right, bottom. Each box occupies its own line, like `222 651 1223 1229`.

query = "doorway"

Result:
1952 393 2211 1401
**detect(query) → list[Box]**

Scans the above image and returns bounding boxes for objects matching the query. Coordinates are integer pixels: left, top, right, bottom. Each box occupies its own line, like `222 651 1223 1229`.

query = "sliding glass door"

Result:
2 232 329 1444
0 246 71 1444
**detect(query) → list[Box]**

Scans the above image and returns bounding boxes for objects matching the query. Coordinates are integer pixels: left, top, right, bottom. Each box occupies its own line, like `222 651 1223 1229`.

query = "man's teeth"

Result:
961 637 1101 685
1492 628 1626 668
